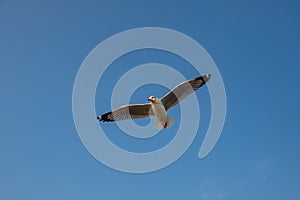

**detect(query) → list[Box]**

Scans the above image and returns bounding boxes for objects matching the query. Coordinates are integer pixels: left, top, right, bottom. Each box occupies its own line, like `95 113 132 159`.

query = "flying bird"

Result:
97 74 211 129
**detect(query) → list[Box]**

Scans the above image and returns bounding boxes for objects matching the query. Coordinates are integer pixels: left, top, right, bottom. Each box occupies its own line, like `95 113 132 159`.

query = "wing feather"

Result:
97 103 154 122
160 74 211 111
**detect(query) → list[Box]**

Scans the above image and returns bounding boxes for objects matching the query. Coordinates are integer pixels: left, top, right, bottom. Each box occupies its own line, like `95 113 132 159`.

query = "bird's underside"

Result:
97 74 211 128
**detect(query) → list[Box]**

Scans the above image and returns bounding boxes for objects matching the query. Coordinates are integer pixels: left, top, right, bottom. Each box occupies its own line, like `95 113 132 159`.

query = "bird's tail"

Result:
155 116 175 129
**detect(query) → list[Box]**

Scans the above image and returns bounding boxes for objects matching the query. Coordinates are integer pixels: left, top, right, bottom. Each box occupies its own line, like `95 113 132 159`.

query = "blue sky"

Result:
1 0 300 199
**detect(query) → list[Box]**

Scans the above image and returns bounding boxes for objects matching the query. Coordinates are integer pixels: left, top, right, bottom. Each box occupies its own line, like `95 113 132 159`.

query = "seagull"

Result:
97 74 211 129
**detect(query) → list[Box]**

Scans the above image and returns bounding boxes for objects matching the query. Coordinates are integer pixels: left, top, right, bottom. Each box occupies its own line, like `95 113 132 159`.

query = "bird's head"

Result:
148 96 158 103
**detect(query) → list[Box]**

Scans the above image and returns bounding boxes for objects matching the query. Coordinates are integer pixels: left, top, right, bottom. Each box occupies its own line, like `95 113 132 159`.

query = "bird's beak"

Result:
148 98 152 102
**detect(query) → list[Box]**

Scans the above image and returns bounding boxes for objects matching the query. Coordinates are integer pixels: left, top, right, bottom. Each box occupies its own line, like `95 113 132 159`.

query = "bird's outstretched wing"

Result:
97 104 154 122
160 74 211 111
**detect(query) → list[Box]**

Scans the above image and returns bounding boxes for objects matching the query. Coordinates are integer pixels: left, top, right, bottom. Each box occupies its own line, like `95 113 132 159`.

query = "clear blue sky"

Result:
1 0 300 199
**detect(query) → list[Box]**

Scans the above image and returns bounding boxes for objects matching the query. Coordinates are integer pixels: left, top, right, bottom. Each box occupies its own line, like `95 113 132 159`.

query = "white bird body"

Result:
151 100 167 121
97 74 211 129
148 97 174 129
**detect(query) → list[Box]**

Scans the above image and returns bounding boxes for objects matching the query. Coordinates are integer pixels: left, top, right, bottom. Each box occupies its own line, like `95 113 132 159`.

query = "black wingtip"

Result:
97 112 115 122
195 73 211 83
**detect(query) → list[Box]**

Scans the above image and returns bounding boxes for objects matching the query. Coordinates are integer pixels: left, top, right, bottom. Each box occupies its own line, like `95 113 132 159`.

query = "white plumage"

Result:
97 74 211 129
